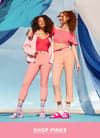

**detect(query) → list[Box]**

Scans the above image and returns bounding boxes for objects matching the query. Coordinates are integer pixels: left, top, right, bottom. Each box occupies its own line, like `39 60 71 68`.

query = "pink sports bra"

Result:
52 26 78 46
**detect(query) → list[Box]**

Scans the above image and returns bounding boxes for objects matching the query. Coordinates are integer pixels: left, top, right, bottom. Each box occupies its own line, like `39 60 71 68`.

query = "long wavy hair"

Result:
58 11 77 33
31 15 54 34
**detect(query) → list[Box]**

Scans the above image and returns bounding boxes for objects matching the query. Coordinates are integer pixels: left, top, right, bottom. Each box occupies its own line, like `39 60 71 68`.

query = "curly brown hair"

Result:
58 11 77 33
31 15 54 34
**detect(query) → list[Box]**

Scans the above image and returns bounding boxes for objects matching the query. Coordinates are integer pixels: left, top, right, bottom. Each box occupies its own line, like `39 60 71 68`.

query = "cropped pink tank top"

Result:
52 26 78 46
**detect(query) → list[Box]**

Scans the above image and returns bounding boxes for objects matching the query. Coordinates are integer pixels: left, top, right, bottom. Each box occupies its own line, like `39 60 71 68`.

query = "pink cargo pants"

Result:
18 51 51 102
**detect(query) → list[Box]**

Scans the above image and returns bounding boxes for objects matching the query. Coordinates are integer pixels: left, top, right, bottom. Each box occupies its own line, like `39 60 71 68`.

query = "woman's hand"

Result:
33 52 38 58
77 62 81 72
27 51 38 57
49 56 53 64
27 29 33 40
49 59 53 64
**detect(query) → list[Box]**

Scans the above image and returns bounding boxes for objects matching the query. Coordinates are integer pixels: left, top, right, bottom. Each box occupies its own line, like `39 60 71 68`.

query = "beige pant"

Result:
53 47 75 103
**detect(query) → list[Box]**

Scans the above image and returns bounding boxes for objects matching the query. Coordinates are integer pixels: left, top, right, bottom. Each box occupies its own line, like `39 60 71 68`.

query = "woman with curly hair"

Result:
27 11 81 119
50 11 81 119
10 15 54 119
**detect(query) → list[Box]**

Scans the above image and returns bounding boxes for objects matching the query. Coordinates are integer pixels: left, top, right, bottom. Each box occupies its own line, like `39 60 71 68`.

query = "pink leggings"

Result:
18 52 51 102
53 47 75 103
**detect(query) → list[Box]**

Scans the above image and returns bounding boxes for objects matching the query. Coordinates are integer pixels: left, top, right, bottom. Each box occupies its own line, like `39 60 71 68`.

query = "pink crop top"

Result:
36 36 51 52
52 26 78 46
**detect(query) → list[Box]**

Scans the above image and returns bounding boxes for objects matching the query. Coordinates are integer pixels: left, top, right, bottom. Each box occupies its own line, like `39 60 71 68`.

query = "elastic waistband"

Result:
54 46 69 52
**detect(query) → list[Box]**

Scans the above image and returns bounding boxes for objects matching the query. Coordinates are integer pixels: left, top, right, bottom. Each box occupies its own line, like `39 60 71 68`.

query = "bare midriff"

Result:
54 42 69 50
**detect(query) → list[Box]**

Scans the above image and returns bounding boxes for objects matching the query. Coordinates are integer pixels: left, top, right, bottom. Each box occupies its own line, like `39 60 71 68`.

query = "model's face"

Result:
38 17 45 28
58 12 69 24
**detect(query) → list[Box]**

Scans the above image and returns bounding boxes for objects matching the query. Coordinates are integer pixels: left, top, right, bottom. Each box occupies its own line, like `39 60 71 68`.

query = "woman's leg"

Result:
64 49 75 111
40 63 51 118
53 63 63 113
18 63 39 102
50 64 70 119
10 62 39 118
40 63 51 101
50 50 70 119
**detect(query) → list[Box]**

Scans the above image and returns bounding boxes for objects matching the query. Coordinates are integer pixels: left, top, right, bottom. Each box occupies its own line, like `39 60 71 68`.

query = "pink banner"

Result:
0 122 100 138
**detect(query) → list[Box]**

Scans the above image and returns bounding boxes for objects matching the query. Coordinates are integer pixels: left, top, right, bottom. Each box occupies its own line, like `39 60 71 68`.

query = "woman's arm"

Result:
71 45 81 72
27 28 34 40
23 32 37 56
